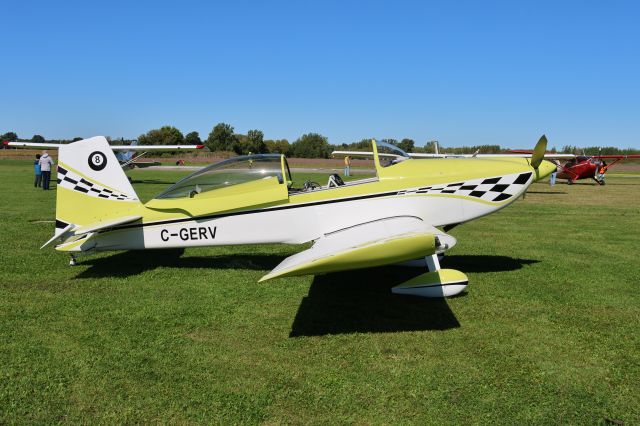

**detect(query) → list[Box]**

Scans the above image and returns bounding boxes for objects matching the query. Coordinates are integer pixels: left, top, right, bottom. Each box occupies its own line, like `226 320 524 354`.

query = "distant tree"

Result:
265 139 291 156
31 134 45 143
185 131 202 145
206 123 238 152
342 138 372 150
243 129 266 154
138 126 184 146
398 138 415 152
1 132 18 141
235 134 248 153
72 137 83 142
291 133 331 158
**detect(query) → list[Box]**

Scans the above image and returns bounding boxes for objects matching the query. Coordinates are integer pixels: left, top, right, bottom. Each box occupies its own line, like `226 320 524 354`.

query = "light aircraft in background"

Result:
4 140 205 170
40 135 555 298
509 150 640 185
335 147 640 185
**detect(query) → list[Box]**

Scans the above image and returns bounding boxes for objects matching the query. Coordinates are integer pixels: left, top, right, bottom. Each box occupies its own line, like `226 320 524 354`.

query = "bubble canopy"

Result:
376 141 410 158
155 154 290 199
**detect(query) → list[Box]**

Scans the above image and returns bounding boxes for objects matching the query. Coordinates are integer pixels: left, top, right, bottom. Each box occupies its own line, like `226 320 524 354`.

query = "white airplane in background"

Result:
4 140 205 170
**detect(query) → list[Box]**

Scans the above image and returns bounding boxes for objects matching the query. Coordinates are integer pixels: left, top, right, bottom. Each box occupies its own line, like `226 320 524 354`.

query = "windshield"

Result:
376 141 410 167
156 154 284 199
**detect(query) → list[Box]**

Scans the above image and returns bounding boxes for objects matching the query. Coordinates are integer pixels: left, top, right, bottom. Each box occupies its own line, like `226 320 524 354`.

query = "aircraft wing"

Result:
588 154 640 159
508 151 640 160
409 152 576 159
109 145 204 150
4 141 204 151
259 216 456 281
5 141 65 148
332 150 403 159
331 149 575 159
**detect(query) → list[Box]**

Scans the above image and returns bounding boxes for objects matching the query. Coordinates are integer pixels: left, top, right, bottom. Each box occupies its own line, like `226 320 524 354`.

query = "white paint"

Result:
392 283 467 298
59 137 138 199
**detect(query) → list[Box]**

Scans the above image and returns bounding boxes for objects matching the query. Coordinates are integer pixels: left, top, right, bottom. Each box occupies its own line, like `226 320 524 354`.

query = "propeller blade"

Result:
531 135 547 169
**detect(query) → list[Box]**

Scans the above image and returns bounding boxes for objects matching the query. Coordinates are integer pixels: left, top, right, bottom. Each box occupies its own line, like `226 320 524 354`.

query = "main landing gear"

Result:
69 254 77 266
392 254 468 298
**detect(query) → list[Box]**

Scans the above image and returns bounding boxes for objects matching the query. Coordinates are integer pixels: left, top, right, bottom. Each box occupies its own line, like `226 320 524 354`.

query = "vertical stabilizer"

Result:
54 137 142 236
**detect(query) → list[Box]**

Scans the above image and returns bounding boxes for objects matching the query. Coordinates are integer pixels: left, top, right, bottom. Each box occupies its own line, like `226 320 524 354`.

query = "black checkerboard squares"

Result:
56 166 134 201
398 172 533 203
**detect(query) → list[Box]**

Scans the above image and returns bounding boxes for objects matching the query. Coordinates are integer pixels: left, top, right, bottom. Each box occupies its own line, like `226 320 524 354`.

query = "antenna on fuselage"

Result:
371 139 382 171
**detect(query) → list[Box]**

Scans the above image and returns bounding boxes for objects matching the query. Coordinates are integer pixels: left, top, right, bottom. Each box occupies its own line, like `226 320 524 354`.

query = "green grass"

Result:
1 159 639 424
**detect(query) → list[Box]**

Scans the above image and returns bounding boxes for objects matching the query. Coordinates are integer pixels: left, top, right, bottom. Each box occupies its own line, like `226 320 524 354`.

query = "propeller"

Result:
531 135 547 169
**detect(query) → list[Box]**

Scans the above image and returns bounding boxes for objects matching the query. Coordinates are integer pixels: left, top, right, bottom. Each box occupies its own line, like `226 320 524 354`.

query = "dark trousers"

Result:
34 174 42 187
42 171 51 190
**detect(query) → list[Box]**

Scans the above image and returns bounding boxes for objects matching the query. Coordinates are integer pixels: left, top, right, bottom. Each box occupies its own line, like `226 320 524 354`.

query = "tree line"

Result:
137 124 332 158
2 128 639 157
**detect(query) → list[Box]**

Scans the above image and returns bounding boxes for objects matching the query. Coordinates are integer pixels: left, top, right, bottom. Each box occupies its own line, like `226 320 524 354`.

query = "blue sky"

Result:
2 0 639 148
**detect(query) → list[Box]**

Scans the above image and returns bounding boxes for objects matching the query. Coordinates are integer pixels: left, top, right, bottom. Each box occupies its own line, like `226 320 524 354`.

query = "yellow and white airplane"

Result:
44 136 555 297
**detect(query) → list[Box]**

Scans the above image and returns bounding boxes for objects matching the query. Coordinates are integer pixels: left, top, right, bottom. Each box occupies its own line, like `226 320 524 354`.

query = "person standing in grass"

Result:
34 154 42 188
344 155 351 177
39 150 55 190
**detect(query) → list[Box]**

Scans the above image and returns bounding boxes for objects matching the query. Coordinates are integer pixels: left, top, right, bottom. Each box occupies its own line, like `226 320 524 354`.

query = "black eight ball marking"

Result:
88 151 107 171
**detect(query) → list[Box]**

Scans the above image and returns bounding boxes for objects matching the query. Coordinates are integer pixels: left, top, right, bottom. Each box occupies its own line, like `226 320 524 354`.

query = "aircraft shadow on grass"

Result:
289 255 539 337
76 249 287 278
525 191 568 195
438 255 539 273
76 251 538 336
289 267 462 337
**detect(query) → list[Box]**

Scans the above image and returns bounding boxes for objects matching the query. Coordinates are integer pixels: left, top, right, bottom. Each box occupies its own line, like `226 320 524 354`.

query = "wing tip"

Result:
259 270 285 282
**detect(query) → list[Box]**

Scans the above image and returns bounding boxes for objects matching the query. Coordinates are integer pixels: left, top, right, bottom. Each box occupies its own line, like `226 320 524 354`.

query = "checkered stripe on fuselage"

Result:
397 171 532 203
56 166 137 201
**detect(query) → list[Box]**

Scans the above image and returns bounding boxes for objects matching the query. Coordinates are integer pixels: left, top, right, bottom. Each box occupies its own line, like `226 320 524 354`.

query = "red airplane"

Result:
511 151 640 185
555 155 640 185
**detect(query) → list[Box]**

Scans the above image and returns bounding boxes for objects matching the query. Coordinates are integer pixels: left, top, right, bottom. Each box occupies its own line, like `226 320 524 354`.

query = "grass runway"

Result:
1 159 639 424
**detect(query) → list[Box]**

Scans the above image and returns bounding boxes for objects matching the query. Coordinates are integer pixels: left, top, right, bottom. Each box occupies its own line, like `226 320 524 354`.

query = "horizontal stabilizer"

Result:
73 215 142 234
40 223 75 249
40 215 141 250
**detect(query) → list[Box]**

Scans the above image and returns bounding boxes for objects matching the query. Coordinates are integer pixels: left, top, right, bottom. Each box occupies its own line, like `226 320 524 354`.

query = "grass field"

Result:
1 159 639 424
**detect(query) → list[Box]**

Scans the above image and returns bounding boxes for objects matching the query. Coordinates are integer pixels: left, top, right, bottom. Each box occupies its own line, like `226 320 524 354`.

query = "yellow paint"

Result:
259 233 436 281
56 234 95 252
533 160 557 181
145 176 288 217
394 269 468 288
371 139 382 172
56 187 144 227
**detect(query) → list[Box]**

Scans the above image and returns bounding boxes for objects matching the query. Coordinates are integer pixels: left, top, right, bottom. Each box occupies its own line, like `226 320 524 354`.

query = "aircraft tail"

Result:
54 137 143 237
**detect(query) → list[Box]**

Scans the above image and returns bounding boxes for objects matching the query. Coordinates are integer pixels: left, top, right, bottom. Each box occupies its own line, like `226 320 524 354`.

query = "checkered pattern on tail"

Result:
56 166 138 201
397 172 532 203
